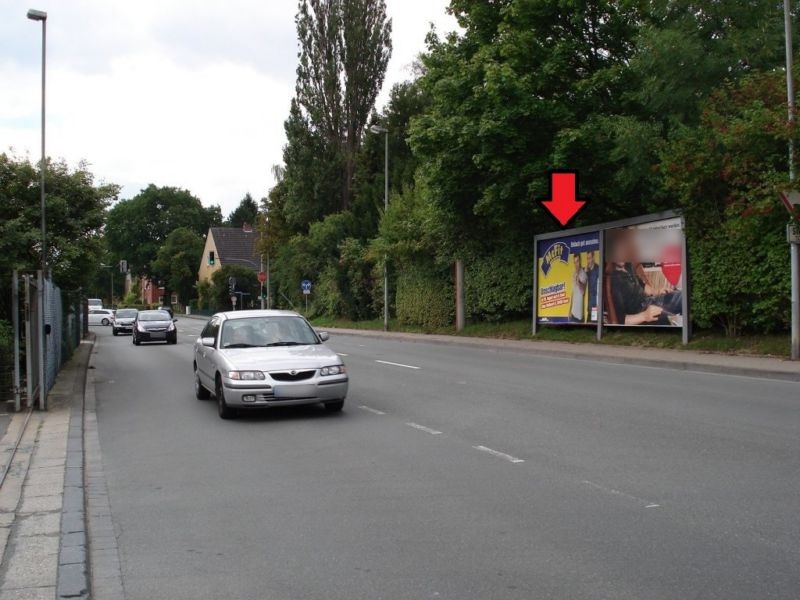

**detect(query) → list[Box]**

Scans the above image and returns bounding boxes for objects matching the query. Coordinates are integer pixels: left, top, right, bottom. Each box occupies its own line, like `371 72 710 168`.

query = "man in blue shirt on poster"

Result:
586 251 600 322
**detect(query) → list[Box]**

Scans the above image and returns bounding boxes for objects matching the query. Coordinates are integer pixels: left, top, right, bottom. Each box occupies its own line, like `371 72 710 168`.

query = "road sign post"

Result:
301 280 312 314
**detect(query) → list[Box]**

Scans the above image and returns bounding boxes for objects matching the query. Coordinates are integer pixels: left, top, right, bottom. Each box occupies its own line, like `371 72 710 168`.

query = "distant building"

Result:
198 223 260 284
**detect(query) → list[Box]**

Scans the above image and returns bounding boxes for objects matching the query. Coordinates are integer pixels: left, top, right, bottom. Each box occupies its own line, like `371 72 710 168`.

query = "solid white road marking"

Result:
406 422 442 435
359 405 386 415
472 445 525 464
581 480 660 508
337 353 349 357
375 360 421 370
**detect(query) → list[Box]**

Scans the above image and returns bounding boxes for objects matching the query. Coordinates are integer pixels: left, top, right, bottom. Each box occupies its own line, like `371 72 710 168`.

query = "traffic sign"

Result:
301 279 312 295
258 271 267 283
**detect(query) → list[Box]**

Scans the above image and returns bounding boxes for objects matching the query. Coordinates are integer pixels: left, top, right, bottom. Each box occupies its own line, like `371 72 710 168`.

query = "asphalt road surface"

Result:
90 320 800 600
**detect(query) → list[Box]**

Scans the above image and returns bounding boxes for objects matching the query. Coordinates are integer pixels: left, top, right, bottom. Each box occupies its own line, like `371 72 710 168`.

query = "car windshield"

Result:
116 309 137 318
220 316 319 348
138 311 171 322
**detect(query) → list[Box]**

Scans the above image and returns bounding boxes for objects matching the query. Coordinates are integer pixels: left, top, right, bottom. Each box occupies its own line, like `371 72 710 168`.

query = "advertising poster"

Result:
603 217 684 327
536 231 601 325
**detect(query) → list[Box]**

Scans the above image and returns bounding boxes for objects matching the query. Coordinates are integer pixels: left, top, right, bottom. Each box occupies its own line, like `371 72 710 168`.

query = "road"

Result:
90 319 800 600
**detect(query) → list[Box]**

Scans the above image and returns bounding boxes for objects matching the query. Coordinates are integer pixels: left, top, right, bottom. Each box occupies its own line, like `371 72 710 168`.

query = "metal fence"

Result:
3 270 84 411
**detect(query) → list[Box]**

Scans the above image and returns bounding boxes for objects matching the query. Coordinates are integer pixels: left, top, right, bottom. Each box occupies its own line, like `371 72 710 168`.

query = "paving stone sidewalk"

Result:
0 338 93 599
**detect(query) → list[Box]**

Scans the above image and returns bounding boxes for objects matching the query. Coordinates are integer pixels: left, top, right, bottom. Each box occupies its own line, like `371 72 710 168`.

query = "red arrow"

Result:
537 171 588 228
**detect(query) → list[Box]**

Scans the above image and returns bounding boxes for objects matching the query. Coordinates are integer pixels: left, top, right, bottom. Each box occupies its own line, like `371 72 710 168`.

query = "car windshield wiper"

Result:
223 343 259 348
263 341 304 347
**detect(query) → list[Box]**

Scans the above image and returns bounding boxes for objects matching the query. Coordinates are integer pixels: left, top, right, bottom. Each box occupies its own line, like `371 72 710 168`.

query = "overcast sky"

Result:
0 0 457 216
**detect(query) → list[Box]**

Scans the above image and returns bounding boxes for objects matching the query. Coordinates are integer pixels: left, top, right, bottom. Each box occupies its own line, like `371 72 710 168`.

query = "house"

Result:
198 223 261 284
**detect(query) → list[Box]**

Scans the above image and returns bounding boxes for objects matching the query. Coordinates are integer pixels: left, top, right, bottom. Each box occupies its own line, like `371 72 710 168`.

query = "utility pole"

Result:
784 0 800 360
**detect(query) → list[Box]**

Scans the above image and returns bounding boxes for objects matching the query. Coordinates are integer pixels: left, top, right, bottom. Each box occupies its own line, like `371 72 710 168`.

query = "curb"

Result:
324 328 800 383
56 336 93 599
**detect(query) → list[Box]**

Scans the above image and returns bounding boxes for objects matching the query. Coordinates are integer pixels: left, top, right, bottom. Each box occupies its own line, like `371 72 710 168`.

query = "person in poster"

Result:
570 253 587 322
605 225 683 326
585 251 600 322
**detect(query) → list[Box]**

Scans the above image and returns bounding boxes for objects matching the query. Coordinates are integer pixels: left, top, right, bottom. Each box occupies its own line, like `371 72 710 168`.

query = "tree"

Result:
151 227 205 306
295 0 392 209
0 153 117 291
209 265 259 311
105 184 221 274
661 70 795 334
225 193 259 228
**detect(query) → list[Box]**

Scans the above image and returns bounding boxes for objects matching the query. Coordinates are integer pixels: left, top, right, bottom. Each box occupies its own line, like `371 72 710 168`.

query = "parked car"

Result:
88 308 114 326
132 310 178 345
87 298 103 309
112 308 138 336
193 310 348 419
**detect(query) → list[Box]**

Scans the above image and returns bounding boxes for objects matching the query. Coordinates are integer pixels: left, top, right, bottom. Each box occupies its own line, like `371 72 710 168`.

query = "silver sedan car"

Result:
193 310 348 419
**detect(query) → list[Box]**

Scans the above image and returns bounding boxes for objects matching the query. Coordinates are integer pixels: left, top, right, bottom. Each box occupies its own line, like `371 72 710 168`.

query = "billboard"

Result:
536 231 601 324
603 217 684 327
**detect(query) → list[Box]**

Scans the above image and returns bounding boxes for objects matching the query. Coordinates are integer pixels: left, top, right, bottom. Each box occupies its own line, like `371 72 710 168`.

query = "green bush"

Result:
464 246 532 322
395 268 453 329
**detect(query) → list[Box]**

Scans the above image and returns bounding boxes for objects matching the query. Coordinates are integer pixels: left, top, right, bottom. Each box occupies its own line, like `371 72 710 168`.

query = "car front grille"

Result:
270 370 315 382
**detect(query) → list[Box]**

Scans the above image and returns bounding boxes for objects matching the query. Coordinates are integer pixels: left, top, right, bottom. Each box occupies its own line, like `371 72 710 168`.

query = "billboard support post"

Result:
596 232 604 341
681 217 691 345
532 243 538 336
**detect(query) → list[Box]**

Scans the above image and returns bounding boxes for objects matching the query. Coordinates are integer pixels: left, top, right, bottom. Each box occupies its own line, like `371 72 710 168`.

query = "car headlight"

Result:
168 322 175 331
227 370 266 381
136 323 145 332
319 365 345 376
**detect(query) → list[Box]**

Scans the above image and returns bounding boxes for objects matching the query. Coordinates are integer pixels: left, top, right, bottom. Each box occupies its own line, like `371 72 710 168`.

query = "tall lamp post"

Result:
369 124 389 331
784 0 800 360
28 8 47 410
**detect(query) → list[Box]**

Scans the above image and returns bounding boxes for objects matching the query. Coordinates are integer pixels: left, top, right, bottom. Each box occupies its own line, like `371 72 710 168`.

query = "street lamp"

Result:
369 124 389 331
783 0 799 360
27 8 47 277
28 8 47 410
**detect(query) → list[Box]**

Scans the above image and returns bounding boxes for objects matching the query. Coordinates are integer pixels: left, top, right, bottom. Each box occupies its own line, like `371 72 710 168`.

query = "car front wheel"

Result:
215 377 235 419
112 329 118 336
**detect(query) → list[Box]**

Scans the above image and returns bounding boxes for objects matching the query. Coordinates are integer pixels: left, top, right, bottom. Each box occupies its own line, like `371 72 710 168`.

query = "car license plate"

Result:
150 332 166 339
273 384 316 399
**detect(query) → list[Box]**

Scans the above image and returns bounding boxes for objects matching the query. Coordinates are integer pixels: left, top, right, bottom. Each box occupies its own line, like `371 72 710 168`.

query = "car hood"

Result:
218 344 340 371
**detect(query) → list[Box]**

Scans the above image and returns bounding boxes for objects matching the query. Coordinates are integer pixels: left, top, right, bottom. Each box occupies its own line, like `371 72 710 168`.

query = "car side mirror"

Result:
173 318 178 322
318 331 330 342
201 337 216 347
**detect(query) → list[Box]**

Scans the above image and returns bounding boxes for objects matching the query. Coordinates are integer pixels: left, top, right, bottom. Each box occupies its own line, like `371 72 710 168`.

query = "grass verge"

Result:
311 316 791 357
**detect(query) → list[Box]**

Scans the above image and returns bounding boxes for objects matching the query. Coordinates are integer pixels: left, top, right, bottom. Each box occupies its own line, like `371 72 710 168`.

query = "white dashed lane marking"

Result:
375 360 421 370
406 422 442 435
472 445 525 464
359 405 386 415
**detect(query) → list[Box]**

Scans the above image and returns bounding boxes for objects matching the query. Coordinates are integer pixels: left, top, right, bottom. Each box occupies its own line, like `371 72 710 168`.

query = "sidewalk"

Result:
0 338 93 599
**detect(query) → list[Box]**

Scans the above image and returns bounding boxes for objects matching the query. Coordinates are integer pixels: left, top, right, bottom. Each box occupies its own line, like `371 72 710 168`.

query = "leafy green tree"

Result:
105 184 221 274
0 153 117 292
210 265 259 311
225 193 259 228
151 227 205 306
295 0 392 209
661 69 795 334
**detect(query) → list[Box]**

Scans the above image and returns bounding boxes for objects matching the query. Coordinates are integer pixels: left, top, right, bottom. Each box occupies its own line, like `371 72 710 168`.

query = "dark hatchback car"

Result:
132 310 178 345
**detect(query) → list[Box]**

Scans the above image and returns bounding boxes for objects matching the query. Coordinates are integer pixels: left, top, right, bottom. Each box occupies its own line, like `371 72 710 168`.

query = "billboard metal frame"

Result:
533 210 690 344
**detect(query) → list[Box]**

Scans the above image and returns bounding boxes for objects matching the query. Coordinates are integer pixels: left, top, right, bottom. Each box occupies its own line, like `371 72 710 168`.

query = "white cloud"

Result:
0 0 457 216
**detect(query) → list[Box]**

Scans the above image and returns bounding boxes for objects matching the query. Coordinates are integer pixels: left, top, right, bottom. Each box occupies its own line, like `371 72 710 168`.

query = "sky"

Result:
0 0 458 217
